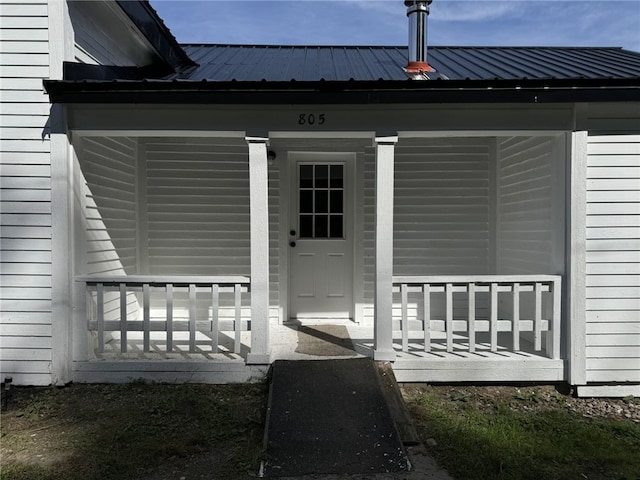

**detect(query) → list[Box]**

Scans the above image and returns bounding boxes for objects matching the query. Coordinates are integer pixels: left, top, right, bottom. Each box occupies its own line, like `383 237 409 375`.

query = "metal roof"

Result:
178 45 640 82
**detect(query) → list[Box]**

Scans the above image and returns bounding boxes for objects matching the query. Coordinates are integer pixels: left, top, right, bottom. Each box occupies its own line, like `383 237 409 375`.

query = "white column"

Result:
49 0 75 385
50 118 72 384
373 136 398 361
567 131 588 385
246 137 271 364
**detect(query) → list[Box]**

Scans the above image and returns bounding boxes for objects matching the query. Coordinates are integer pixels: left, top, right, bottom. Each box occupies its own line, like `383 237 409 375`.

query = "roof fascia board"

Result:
44 81 640 104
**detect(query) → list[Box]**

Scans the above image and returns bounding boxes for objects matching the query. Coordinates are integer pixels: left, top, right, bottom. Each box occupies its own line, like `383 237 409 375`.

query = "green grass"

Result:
1 383 266 480
406 387 640 480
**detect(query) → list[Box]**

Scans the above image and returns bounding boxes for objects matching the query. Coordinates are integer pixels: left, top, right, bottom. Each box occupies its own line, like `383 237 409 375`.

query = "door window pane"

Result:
300 165 313 188
330 190 343 214
300 190 313 213
315 190 328 214
300 215 313 238
330 215 343 238
315 215 328 238
330 165 343 188
315 165 328 188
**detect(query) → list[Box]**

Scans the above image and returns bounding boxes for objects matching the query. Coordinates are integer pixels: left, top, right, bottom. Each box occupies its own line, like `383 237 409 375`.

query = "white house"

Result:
1 0 639 397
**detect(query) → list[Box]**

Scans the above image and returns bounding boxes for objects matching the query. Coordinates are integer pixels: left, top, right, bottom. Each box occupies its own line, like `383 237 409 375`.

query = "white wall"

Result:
80 137 138 275
363 137 492 323
0 0 174 384
143 138 250 276
585 134 640 383
0 0 53 385
496 136 565 276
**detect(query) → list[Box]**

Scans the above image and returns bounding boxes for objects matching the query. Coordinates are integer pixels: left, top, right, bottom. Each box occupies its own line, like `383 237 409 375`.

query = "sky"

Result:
150 0 640 52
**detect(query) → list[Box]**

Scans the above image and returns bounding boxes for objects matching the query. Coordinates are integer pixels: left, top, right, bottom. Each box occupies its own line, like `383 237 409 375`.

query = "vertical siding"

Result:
585 134 640 383
497 136 556 274
79 137 138 275
0 0 52 385
363 138 491 323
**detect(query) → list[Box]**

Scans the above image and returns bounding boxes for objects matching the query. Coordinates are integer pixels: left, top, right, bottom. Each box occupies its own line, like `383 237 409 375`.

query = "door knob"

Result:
289 241 296 247
290 230 296 236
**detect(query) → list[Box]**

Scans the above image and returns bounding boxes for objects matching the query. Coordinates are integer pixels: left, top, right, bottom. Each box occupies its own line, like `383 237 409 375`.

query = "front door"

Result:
289 155 354 320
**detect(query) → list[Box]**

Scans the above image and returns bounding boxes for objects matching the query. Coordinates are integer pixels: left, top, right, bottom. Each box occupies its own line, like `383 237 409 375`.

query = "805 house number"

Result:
297 113 326 126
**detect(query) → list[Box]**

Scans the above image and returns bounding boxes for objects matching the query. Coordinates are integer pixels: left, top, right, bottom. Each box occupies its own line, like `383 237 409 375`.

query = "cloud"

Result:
429 1 524 22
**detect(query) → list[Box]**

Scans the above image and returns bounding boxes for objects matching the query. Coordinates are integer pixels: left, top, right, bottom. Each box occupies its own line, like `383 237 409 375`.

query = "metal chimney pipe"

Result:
404 0 434 74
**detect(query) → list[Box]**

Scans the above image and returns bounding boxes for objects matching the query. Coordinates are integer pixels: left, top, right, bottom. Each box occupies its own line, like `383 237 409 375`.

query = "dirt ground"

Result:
1 383 638 480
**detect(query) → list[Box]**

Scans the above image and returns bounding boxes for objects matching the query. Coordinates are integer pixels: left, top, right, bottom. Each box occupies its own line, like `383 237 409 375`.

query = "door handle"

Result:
289 241 296 248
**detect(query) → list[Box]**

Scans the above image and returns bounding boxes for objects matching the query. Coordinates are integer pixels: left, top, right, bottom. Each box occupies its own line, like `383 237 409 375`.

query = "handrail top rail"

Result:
76 275 251 286
393 274 561 284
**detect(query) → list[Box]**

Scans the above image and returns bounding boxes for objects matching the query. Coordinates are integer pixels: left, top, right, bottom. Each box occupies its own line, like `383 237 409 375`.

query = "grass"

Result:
1 383 266 480
404 386 640 480
2 382 639 480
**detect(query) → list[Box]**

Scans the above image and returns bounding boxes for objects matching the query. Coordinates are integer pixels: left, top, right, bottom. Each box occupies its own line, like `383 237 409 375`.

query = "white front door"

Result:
289 155 354 320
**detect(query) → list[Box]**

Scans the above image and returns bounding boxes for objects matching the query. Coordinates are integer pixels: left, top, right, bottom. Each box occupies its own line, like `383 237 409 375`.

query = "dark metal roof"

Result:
178 45 640 82
45 44 640 104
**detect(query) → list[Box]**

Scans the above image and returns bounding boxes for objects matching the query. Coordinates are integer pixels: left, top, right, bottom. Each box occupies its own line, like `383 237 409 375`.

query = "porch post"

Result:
567 131 588 385
246 136 271 364
373 135 398 361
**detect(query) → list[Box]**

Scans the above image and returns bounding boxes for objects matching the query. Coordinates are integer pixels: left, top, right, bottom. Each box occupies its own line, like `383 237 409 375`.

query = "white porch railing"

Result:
392 275 562 359
78 276 251 355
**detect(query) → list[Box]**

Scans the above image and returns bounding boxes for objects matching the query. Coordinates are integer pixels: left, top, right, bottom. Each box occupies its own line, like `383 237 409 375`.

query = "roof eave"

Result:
44 78 640 105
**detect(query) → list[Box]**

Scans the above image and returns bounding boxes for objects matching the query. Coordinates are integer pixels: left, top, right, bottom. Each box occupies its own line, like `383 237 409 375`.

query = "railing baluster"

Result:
96 283 104 353
401 283 409 352
80 276 250 357
189 284 197 353
119 283 127 353
143 283 150 352
389 275 562 359
490 282 498 352
468 282 476 353
166 284 173 353
423 283 431 352
446 283 453 352
512 283 520 351
234 283 242 354
534 282 542 351
211 284 219 353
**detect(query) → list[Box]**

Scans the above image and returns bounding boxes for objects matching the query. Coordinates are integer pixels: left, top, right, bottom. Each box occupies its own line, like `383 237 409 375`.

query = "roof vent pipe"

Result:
404 0 435 78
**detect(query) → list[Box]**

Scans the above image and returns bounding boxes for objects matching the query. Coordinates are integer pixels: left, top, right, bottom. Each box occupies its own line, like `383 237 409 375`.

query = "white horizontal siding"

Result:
0 0 51 385
363 138 491 323
585 134 640 384
79 137 138 276
268 158 280 323
145 138 250 277
497 136 557 275
138 138 259 323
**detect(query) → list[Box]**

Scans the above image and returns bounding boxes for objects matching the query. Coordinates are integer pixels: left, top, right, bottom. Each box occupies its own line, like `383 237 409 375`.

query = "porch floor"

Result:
94 322 555 362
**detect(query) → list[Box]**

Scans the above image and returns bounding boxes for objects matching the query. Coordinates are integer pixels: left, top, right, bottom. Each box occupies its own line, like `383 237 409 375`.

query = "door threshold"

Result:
285 318 357 326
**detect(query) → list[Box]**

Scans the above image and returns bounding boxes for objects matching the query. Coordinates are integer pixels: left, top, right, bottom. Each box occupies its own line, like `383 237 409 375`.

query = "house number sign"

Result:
298 113 326 126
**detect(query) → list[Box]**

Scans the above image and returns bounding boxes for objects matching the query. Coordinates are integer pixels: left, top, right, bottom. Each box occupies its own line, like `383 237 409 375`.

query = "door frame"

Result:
279 151 360 324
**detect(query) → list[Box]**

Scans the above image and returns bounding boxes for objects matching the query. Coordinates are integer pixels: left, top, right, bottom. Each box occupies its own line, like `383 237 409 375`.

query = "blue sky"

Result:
151 1 640 51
